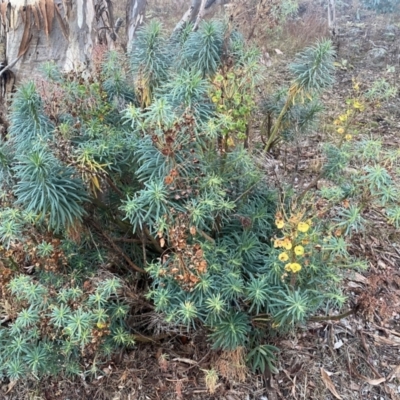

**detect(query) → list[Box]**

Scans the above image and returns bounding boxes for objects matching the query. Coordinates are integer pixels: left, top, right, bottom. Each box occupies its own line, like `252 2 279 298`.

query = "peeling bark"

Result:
0 0 124 81
173 0 227 33
64 0 96 76
126 0 147 50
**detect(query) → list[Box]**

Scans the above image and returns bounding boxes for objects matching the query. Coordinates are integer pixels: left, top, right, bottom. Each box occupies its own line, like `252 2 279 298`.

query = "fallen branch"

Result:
88 219 146 273
0 55 22 77
309 308 356 322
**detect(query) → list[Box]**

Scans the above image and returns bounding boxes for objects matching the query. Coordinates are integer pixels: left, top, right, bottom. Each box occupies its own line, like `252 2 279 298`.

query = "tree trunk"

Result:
126 0 147 51
327 0 336 36
173 0 227 33
0 0 139 81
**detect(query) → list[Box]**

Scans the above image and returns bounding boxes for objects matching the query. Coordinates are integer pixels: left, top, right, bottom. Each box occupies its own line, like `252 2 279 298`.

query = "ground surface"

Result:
2 2 400 400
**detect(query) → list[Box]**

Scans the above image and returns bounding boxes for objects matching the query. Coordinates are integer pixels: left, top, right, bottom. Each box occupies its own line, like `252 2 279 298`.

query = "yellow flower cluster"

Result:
333 85 365 143
274 237 292 250
285 263 302 273
274 211 312 274
352 100 365 111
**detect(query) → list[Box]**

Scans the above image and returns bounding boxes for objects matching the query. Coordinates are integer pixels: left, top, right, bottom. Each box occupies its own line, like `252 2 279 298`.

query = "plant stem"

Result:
264 85 299 152
88 219 145 274
309 308 355 321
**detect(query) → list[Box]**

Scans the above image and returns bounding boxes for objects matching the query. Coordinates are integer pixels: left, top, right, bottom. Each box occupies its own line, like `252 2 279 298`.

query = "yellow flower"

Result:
97 322 107 329
333 119 341 125
339 114 348 122
275 218 285 229
282 238 292 250
345 134 352 141
353 100 365 111
290 263 302 273
297 222 310 233
278 252 289 262
284 263 292 272
274 239 283 248
285 263 302 273
337 127 345 134
294 245 305 256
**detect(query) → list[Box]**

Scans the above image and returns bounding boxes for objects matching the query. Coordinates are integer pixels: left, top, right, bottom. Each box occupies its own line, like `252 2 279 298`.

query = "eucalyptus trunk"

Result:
126 0 147 50
0 0 97 80
173 0 226 33
0 0 146 80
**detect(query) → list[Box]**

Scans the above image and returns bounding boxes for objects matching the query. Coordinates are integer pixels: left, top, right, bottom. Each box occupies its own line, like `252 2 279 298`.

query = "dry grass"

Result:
215 347 248 383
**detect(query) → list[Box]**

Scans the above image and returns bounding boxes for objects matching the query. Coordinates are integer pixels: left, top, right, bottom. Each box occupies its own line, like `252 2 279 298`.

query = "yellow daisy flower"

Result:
282 239 292 250
275 219 285 229
337 128 345 134
290 263 302 273
294 245 305 256
284 263 293 272
278 252 289 262
297 222 310 233
345 134 352 141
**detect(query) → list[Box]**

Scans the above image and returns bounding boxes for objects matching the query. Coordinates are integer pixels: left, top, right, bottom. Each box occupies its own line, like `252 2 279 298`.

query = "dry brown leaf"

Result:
372 334 400 346
388 365 400 382
349 382 360 391
377 259 387 269
374 325 400 338
172 357 197 365
352 272 368 283
347 281 362 288
320 368 342 400
5 380 17 394
364 377 386 386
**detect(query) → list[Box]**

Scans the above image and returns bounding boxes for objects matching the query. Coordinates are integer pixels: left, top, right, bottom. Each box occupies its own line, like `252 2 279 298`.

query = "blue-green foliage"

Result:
14 150 87 232
0 274 133 380
0 19 348 380
262 40 334 144
9 82 53 152
290 40 336 93
322 135 400 240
